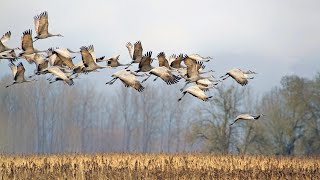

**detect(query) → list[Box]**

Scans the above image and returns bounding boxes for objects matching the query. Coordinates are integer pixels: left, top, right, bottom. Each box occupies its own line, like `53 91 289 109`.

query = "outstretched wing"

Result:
186 64 198 78
0 49 17 60
183 55 197 67
0 31 11 53
33 53 46 65
108 55 120 67
132 81 145 92
87 44 97 63
157 52 170 69
34 11 49 35
56 53 75 70
80 46 95 67
48 66 74 86
0 31 11 44
126 42 134 60
168 54 176 64
151 67 181 85
15 62 26 81
8 62 17 77
170 54 184 68
228 69 248 86
54 48 72 58
21 30 34 52
139 51 152 71
133 41 143 62
187 85 208 101
120 73 145 92
37 61 49 72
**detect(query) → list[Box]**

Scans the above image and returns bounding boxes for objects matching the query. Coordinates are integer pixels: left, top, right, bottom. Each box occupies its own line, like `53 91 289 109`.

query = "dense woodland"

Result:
0 72 319 155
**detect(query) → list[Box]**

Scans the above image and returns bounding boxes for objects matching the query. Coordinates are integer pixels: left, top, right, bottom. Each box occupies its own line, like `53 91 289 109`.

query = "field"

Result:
0 153 319 179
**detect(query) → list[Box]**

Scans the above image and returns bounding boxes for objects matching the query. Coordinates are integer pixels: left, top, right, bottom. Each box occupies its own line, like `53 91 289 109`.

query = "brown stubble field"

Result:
0 153 319 179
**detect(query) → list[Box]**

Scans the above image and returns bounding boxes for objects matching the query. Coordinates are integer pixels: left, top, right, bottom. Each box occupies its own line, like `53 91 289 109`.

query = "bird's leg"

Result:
230 119 238 126
106 77 118 85
177 92 187 102
69 73 81 80
73 74 81 79
220 73 228 78
109 78 118 85
153 77 159 81
49 77 63 84
180 81 191 92
141 74 152 83
29 73 36 79
83 68 89 74
221 75 230 81
47 74 54 81
5 82 16 88
205 95 214 101
124 62 133 69
49 78 58 84
105 78 114 84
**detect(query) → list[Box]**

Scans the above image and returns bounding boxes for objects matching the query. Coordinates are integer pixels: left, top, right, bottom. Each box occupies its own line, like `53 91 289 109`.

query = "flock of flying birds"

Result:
0 11 264 125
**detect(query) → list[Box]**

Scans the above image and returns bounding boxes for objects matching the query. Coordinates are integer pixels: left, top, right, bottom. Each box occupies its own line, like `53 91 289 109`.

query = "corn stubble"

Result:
0 153 319 179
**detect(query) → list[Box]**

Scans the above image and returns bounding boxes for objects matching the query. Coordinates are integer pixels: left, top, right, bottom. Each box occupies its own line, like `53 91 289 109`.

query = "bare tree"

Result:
255 76 310 155
186 83 248 153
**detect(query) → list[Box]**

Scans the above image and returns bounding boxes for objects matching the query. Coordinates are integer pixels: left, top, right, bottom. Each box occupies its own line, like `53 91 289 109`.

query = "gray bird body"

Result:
221 68 256 86
6 62 36 88
34 11 63 41
230 113 265 126
106 69 145 92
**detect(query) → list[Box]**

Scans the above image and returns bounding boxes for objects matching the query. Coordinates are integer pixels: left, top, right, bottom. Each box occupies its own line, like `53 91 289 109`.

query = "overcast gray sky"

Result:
1 0 320 94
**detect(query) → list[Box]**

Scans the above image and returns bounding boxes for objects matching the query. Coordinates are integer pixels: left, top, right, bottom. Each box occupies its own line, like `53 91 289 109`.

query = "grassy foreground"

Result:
0 153 319 179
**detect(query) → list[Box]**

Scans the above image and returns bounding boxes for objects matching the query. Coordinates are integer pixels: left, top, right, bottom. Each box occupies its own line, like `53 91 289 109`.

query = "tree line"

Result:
0 72 319 155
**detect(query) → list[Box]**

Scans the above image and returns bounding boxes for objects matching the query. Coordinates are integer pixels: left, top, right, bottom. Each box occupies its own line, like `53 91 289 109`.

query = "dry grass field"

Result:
0 153 319 179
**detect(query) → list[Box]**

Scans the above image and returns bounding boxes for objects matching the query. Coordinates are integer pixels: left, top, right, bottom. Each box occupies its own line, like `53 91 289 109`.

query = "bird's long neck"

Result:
26 79 36 82
34 49 47 53
98 64 109 69
49 33 61 37
201 86 215 90
199 70 213 74
199 74 213 80
120 63 131 66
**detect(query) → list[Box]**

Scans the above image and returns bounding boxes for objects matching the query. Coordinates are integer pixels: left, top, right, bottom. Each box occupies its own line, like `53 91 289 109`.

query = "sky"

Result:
1 0 320 94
